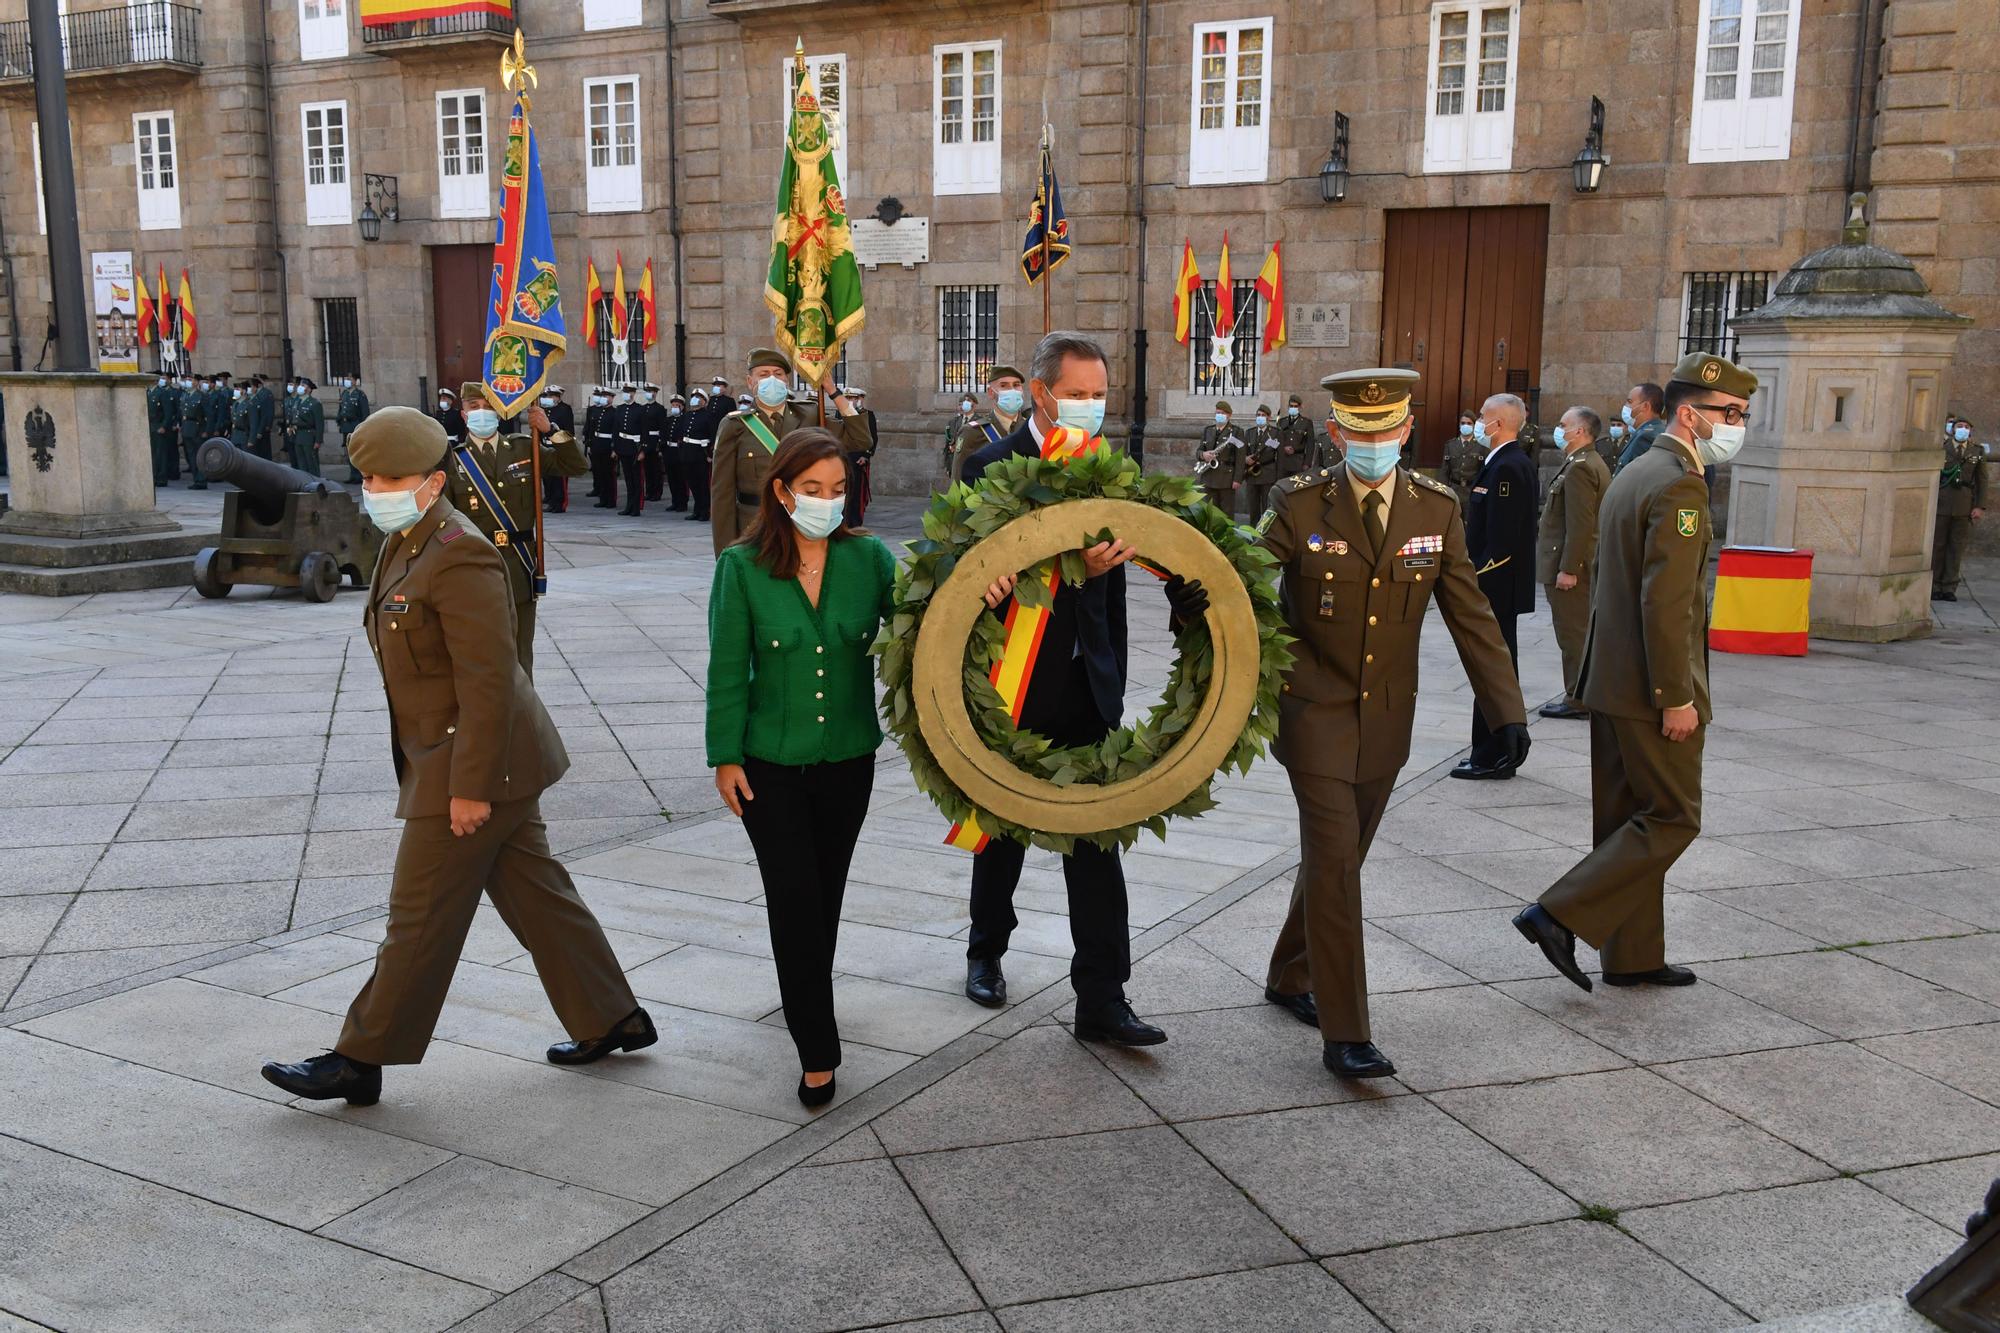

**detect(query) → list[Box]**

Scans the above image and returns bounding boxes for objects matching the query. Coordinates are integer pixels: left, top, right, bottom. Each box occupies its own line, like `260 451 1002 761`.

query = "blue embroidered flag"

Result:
1019 133 1070 286
482 91 565 418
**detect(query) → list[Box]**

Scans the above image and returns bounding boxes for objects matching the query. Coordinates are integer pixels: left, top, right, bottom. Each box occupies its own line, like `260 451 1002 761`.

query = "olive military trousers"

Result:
1934 511 1972 595
1539 711 1704 975
1544 577 1591 705
513 597 536 680
1266 769 1397 1043
335 796 636 1065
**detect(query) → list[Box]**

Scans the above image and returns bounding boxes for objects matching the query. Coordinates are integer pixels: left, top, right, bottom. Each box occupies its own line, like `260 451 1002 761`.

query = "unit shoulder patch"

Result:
1676 509 1700 538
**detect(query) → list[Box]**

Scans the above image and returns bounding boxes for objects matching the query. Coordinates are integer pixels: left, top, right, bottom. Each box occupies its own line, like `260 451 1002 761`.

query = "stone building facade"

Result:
0 0 1992 492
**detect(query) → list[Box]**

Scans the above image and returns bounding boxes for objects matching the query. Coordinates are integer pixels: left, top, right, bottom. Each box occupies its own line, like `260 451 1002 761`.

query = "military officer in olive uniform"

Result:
1260 369 1529 1078
1273 393 1315 481
250 375 278 460
1516 353 1758 993
709 348 872 554
1197 400 1244 512
447 381 589 675
949 364 1027 486
147 372 181 485
1536 406 1611 719
1932 417 1988 601
179 374 210 489
229 379 254 449
1241 404 1280 520
338 373 372 483
260 406 652 1107
291 378 326 476
1442 411 1481 509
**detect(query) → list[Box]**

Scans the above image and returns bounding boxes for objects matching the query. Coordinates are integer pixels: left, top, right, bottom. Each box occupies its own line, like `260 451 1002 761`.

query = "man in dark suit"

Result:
1454 392 1538 780
958 331 1180 1047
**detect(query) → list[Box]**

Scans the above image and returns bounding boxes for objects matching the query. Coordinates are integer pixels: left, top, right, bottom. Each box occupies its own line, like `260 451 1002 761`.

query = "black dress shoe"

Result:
685 511 708 521
1450 758 1516 781
1265 987 1319 1026
547 1007 658 1065
1938 590 1958 602
1603 964 1698 987
966 958 1007 1008
1539 701 1590 719
1323 1041 1396 1078
594 500 616 509
797 1074 837 1108
261 1051 381 1106
1513 904 1593 992
1073 1001 1167 1046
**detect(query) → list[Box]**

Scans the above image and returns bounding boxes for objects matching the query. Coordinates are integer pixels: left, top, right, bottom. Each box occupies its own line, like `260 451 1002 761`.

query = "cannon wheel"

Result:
192 548 231 600
299 551 340 604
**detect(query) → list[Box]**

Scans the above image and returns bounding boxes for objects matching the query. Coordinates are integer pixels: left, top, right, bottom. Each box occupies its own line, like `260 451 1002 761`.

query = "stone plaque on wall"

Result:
1287 303 1351 349
851 218 930 269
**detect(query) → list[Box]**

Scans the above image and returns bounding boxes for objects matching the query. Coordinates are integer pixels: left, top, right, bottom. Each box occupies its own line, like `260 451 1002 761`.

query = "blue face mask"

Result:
1055 397 1106 437
465 409 500 438
1473 420 1489 445
362 482 431 534
1287 406 1299 417
1215 412 1228 426
1954 426 1972 443
995 388 1026 415
1344 439 1401 482
1553 426 1569 449
756 376 791 407
783 486 845 540
1621 404 1635 428
1459 422 1473 437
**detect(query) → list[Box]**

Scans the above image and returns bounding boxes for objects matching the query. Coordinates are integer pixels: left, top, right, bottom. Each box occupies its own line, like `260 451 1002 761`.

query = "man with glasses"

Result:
1515 352 1757 993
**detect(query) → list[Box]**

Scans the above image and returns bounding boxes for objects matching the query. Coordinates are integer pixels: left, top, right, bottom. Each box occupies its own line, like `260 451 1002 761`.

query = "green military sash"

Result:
743 413 783 454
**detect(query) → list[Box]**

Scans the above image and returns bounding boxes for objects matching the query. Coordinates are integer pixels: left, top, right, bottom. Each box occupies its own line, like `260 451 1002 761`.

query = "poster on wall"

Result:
91 251 138 373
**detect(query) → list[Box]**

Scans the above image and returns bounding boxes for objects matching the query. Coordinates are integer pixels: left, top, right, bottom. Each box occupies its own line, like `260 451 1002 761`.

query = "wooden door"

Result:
1380 205 1548 467
430 244 488 397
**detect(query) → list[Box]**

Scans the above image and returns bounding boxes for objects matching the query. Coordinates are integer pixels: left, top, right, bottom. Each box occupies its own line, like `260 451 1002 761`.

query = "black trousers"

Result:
1470 578 1522 763
614 442 645 512
589 440 618 505
541 473 569 511
967 658 1131 1012
642 442 666 502
679 444 710 518
663 448 689 510
739 753 875 1071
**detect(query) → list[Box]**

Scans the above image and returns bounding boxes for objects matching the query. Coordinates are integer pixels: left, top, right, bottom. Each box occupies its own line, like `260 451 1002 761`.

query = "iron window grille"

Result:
317 297 360 382
938 284 999 394
1188 278 1261 396
594 296 648 386
1680 270 1772 360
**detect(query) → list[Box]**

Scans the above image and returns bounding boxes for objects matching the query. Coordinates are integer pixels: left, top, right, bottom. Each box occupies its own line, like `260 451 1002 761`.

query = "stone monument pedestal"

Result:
0 370 205 593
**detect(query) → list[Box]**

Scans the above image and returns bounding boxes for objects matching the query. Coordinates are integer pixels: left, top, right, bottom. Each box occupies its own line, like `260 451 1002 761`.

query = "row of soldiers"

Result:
147 372 373 486
1193 397 1329 518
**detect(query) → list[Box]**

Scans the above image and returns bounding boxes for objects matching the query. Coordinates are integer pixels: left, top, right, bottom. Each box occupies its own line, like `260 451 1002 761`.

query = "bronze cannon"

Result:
191 437 382 603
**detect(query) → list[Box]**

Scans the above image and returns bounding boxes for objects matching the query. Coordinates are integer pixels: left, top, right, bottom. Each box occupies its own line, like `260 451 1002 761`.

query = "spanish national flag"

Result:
638 258 658 349
1172 240 1201 345
135 270 155 346
358 0 510 27
582 259 603 348
178 268 198 352
610 251 629 341
1254 242 1286 353
1214 232 1236 338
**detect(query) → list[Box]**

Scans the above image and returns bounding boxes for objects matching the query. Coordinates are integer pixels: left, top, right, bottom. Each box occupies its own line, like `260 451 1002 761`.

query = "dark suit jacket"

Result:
962 421 1128 728
1467 439 1538 615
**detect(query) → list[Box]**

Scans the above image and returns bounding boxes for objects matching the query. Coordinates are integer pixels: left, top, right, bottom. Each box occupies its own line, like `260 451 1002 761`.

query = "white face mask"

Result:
782 484 846 540
438 398 452 411
1695 415 1747 468
341 378 352 388
539 396 554 408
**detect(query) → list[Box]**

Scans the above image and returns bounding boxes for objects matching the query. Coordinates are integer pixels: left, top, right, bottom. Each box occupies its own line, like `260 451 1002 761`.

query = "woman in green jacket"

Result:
707 428 896 1108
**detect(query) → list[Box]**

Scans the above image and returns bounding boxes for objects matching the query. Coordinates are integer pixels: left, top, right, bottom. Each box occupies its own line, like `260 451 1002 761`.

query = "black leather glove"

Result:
1165 575 1210 631
1495 722 1533 770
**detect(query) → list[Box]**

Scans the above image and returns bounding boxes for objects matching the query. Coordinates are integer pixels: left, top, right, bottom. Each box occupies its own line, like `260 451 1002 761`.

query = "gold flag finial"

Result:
500 28 537 96
793 37 806 72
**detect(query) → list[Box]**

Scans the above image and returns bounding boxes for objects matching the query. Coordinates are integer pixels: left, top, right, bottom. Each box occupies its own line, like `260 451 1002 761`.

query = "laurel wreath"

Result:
875 448 1296 854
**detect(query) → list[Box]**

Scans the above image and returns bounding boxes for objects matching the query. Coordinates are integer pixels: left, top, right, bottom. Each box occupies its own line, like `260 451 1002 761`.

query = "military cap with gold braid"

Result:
747 347 792 375
1667 351 1759 399
1323 367 1420 432
347 406 448 476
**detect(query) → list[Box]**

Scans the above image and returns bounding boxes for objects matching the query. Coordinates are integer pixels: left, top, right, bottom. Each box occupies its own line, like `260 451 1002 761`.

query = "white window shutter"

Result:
1189 20 1272 186
582 0 642 31
932 43 1000 196
298 0 348 60
585 77 642 213
437 90 488 219
302 100 351 227
133 112 180 231
1424 3 1515 174
1689 0 1799 163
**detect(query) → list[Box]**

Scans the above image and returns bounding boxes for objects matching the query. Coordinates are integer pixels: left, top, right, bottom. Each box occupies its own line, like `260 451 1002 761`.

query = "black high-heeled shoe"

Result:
796 1074 836 1108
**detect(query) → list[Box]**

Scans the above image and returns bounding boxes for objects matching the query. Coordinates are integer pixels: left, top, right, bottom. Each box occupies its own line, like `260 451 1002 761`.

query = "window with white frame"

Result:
298 0 347 60
933 42 1000 196
938 284 999 394
301 100 350 227
31 121 46 236
1188 19 1272 186
582 0 642 30
436 90 488 219
780 53 849 190
585 76 641 213
1188 279 1261 396
1423 3 1518 174
133 111 180 230
1688 0 1801 163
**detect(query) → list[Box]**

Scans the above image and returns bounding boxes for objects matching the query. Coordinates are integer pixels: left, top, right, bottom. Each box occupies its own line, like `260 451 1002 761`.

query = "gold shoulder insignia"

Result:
1416 474 1454 494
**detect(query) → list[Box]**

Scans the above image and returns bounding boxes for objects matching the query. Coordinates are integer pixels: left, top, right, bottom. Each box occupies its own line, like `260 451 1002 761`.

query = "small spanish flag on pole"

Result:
1254 241 1286 354
177 268 198 353
638 258 658 349
1709 546 1813 655
1172 240 1201 345
582 258 603 348
135 269 156 346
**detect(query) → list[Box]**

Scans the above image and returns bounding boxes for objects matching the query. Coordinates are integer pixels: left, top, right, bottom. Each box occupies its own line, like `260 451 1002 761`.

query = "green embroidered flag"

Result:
765 48 864 388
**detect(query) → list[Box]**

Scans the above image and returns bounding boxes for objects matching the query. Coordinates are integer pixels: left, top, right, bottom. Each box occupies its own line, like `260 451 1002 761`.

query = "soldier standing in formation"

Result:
1442 410 1481 509
147 370 181 486
639 382 672 508
942 391 981 483
1933 416 1987 602
208 373 234 452
260 406 653 1108
540 386 575 513
844 385 879 527
434 386 467 447
1536 407 1610 720
1197 400 1244 514
229 377 255 451
948 365 1027 488
338 372 372 484
585 386 617 507
1600 414 1628 472
677 392 713 524
1517 353 1756 993
1258 369 1528 1077
1272 393 1315 484
250 375 277 460
294 378 326 476
278 377 300 467
446 382 588 675
1454 393 1538 780
709 348 872 554
178 373 209 489
609 384 648 517
1241 404 1279 520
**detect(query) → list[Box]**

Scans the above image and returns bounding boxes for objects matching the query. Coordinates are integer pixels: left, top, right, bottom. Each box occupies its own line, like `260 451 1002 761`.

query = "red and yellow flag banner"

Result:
359 0 510 26
1255 241 1286 353
1709 547 1812 656
1172 240 1201 345
582 259 603 348
135 270 155 346
177 268 198 352
610 251 629 341
1214 232 1236 337
638 258 658 349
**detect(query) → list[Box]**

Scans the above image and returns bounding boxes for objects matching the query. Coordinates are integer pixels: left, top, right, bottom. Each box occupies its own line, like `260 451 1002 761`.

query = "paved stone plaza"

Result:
0 483 1996 1332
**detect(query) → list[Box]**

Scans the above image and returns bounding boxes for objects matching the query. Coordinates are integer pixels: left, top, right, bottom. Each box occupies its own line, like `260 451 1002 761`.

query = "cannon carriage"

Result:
190 438 382 603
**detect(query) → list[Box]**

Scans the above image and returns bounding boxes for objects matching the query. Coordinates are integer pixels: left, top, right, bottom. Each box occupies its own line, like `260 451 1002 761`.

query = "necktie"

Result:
1364 489 1386 559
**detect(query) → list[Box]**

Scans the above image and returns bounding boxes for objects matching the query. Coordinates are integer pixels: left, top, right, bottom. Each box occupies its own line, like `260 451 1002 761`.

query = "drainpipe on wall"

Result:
663 0 687 394
1842 0 1882 198
0 180 21 370
1128 0 1151 466
253 1 294 380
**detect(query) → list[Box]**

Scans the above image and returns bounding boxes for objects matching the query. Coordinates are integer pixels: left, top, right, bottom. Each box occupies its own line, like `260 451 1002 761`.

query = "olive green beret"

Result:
988 364 1024 383
1288 394 1303 405
1215 400 1234 415
347 406 447 477
458 381 490 405
747 347 792 374
1256 404 1274 415
1668 352 1759 399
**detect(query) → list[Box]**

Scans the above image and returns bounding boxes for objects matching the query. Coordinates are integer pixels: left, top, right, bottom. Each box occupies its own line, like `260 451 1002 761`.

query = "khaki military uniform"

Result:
446 427 588 676
336 498 636 1066
1933 437 1988 596
1196 422 1244 510
1272 410 1316 479
1261 465 1525 1041
1539 435 1711 974
1241 420 1279 520
950 412 1021 486
1536 445 1611 705
710 403 872 554
1442 432 1481 508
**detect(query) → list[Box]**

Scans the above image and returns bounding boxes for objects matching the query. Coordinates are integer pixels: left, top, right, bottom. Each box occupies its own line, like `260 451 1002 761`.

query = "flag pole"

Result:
502 30 545 592
1040 125 1052 335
